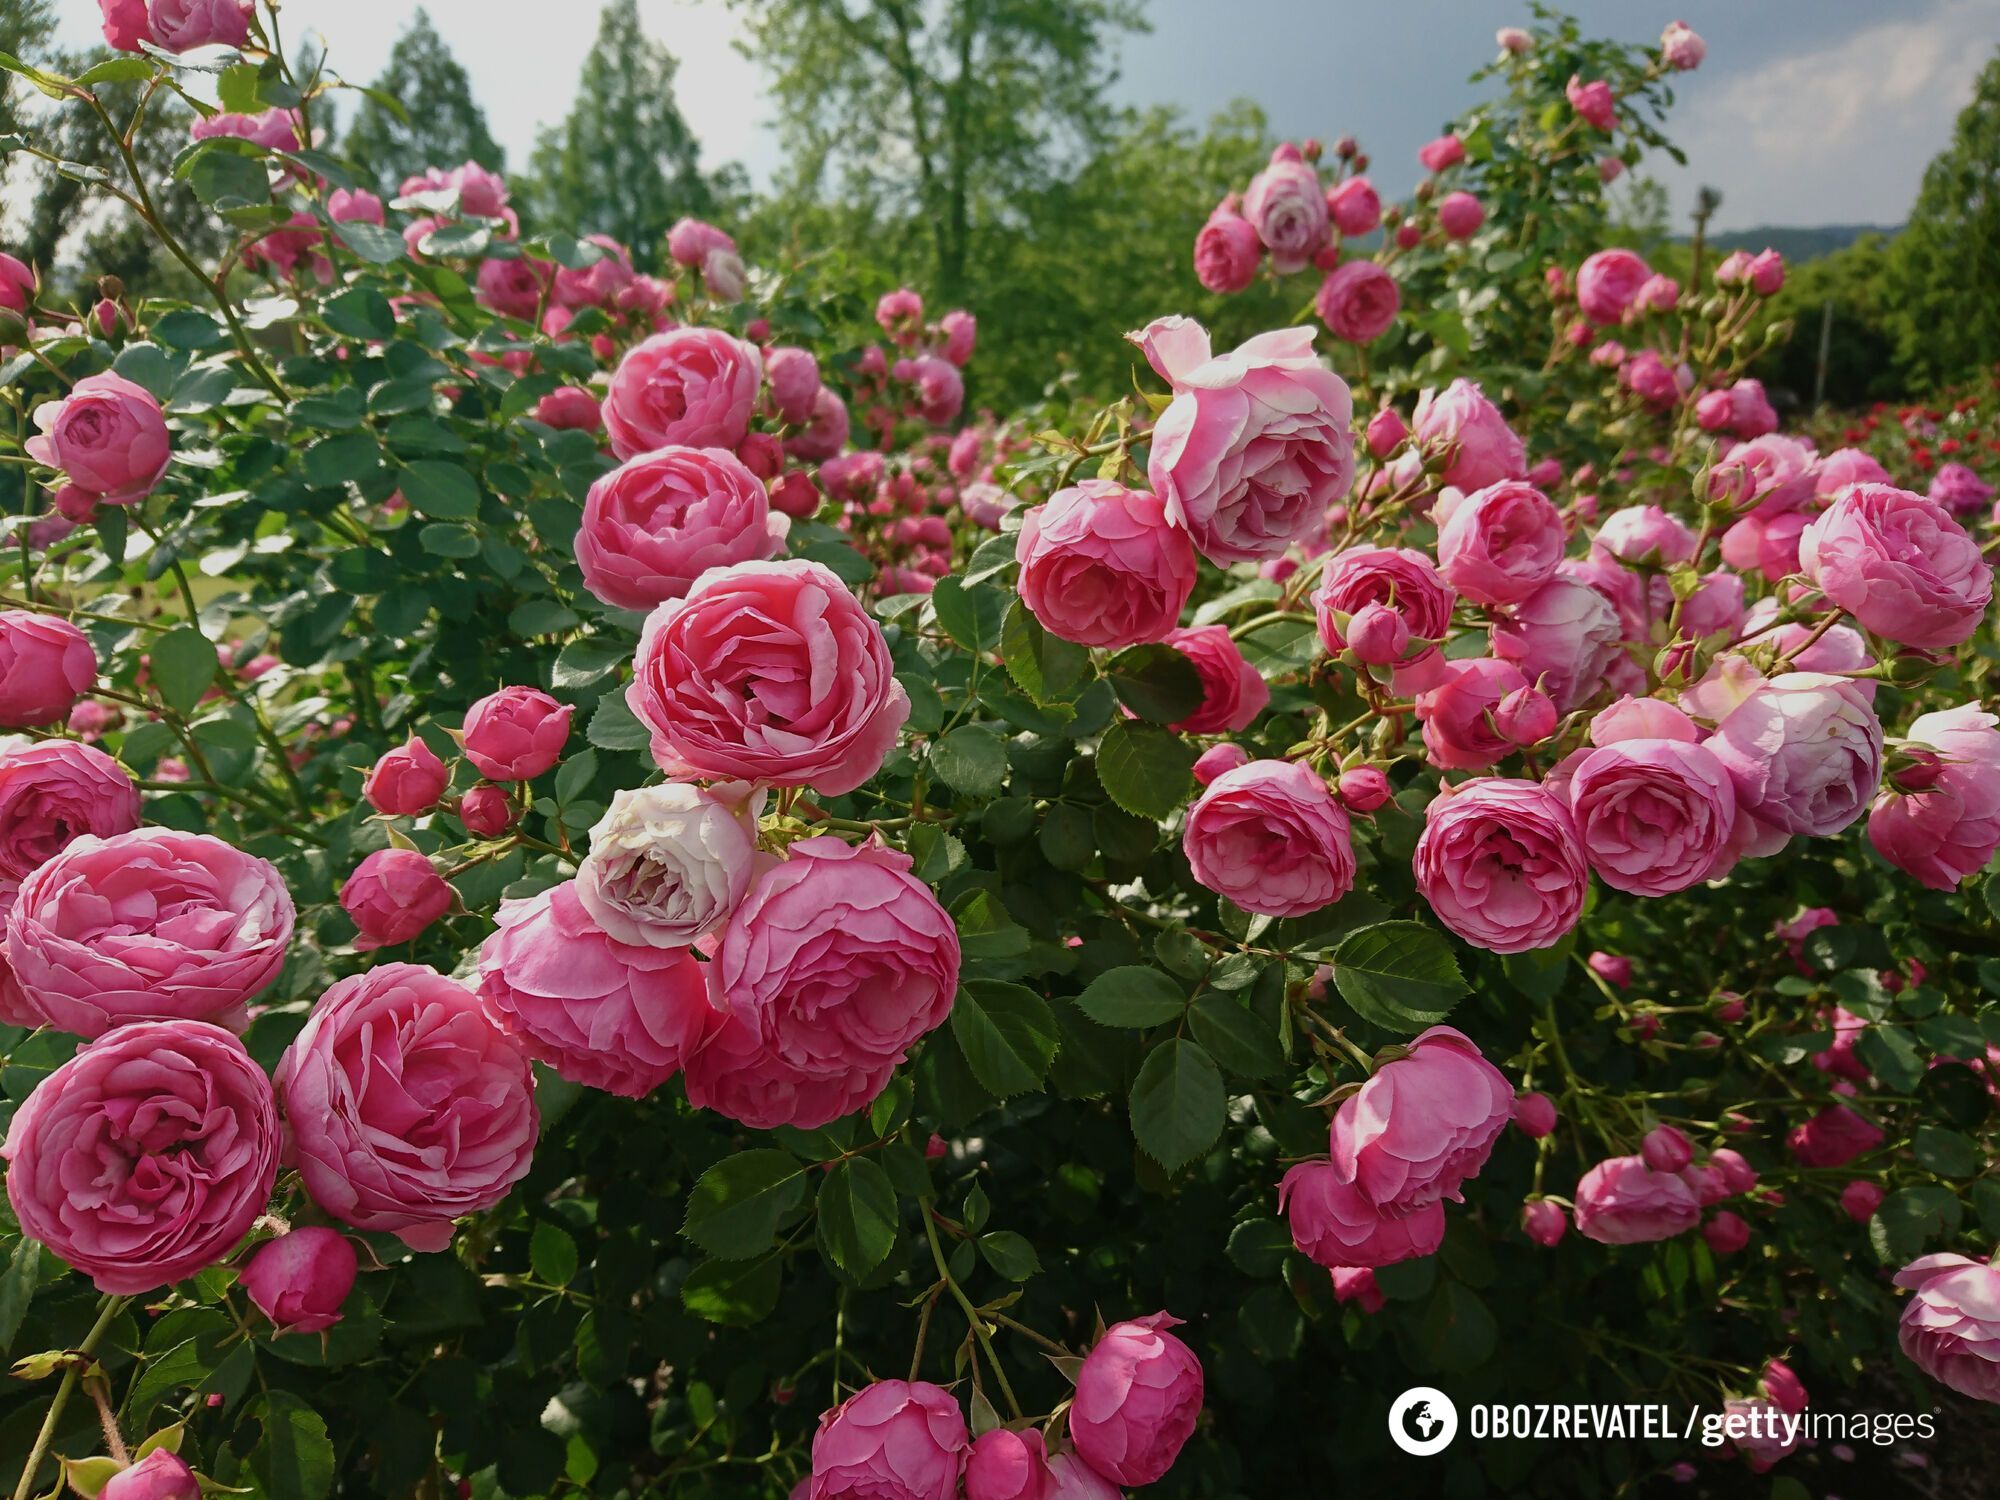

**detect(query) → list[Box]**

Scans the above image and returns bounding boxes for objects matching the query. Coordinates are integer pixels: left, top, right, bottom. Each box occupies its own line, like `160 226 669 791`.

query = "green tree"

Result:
340 8 503 191
0 0 55 141
520 0 710 262
1755 234 1902 407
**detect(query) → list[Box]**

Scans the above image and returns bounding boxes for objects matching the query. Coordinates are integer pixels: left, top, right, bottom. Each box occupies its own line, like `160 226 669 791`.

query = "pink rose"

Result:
1619 349 1686 409
477 880 717 1098
476 255 552 319
1329 1024 1512 1211
1417 134 1464 172
578 445 789 610
810 1380 966 1500
1709 432 1817 512
1436 191 1485 240
1634 273 1679 313
1315 259 1400 343
189 109 303 151
1412 379 1525 491
340 847 452 950
1070 1312 1203 1487
628 560 909 796
1522 1200 1568 1246
683 1006 885 1131
1565 738 1737 894
1786 1104 1882 1168
667 217 735 268
1330 1265 1385 1310
7 829 292 1036
0 612 97 729
1575 249 1649 325
940 310 977 366
1328 175 1382 236
1365 407 1407 457
1870 705 2000 889
1573 1155 1700 1243
1488 577 1622 712
240 1226 358 1335
1279 1159 1445 1268
146 0 251 51
462 686 572 781
874 288 925 345
765 346 823 425
328 187 384 225
1661 19 1705 69
1414 657 1531 770
549 236 633 308
1566 75 1617 129
910 355 965 425
1896 1254 2000 1403
26 372 170 503
459 783 515 837
1415 778 1588 953
1158 625 1268 734
964 1429 1055 1500
1840 1179 1884 1221
1513 1091 1558 1137
99 0 152 50
1799 483 1991 649
1707 672 1883 838
1045 1453 1120 1500
1241 145 1327 272
1014 480 1196 648
1593 504 1697 565
1193 205 1261 294
364 734 448 816
1815 446 1891 497
534 387 600 431
0 739 139 882
276 963 537 1251
0 251 34 314
1749 249 1784 295
1138 318 1355 566
604 328 762 460
1182 759 1355 917
1929 461 1994 516
101 1449 200 1500
1193 742 1249 786
3 1020 278 1293
1314 545 1455 677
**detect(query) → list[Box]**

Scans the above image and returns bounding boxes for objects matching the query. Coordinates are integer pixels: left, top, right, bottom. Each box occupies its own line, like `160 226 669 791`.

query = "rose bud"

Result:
1588 951 1633 988
1345 601 1411 665
1702 1211 1751 1255
1494 683 1557 744
1708 1148 1758 1196
1713 993 1746 1023
1364 406 1407 458
1839 1180 1884 1222
459 783 516 837
1641 1124 1693 1173
964 1427 1057 1500
340 848 453 950
54 484 101 523
0 610 97 728
1512 1091 1558 1138
461 686 572 782
100 1449 200 1500
1522 1199 1568 1246
1191 742 1250 787
769 470 822 520
1335 765 1391 813
533 386 602 431
364 734 448 816
241 1226 359 1334
1070 1313 1204 1487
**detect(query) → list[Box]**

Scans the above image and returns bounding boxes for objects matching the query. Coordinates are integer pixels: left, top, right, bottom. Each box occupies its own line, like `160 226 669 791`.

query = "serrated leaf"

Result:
1001 599 1088 703
1189 992 1286 1079
1330 921 1468 1034
587 692 650 751
681 1253 782 1327
150 626 219 715
530 1221 578 1286
1129 1038 1225 1171
816 1158 898 1278
950 980 1058 1097
930 575 1008 653
1095 719 1195 821
398 459 480 518
1105 643 1204 724
1076 965 1186 1028
682 1150 809 1260
930 725 1008 797
976 1231 1040 1281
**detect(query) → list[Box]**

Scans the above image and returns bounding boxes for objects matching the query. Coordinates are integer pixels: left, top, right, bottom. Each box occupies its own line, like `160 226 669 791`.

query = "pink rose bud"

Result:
1762 1358 1808 1414
1708 1148 1758 1196
769 471 821 520
1191 742 1251 786
810 1381 967 1497
1573 1156 1700 1244
459 783 516 837
1335 765 1391 813
1641 1124 1693 1173
1512 1091 1558 1138
1364 406 1407 457
1522 1199 1568 1246
1495 684 1557 745
1525 457 1563 488
1417 133 1464 173
339 847 452 950
964 1427 1056 1500
100 1448 201 1500
0 610 97 728
54 484 102 524
1394 221 1422 249
1329 1265 1383 1313
1702 1211 1750 1254
1749 249 1784 296
1436 191 1484 240
1588 951 1633 988
364 734 448 816
93 298 123 337
534 386 602 431
1070 1313 1204 1487
241 1226 358 1335
1839 1179 1885 1222
1714 994 1746 1023
461 686 572 782
924 1132 948 1160
1345 601 1411 665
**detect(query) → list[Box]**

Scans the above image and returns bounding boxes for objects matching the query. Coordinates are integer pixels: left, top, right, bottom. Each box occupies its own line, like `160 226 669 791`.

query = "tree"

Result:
0 0 55 141
520 0 710 262
1884 49 2000 390
340 8 503 191
738 0 1145 302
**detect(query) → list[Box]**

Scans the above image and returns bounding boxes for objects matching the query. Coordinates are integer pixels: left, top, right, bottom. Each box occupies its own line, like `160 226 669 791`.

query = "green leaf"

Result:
587 692 650 752
0 1239 40 1356
951 888 1030 960
930 575 1008 653
1076 965 1187 1028
553 636 627 690
976 1231 1040 1281
930 725 1008 797
334 219 407 264
1189 992 1286 1079
247 1390 334 1500
418 523 481 559
1129 1038 1225 1171
681 1254 782 1327
1236 617 1320 675
187 146 269 210
816 1158 899 1279
1095 719 1195 821
1330 921 1469 1034
509 598 581 636
1001 599 1088 703
322 286 397 340
1912 1125 1979 1178
530 1221 579 1286
1105 643 1205 724
303 432 381 487
150 626 219 715
398 459 481 518
682 1150 809 1260
1225 1217 1291 1277
950 980 1059 1097
1417 1280 1498 1374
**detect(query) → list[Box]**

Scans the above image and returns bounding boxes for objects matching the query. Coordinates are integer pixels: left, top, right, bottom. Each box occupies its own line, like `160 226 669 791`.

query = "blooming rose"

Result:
340 847 452 951
1620 349 1687 409
476 255 551 319
146 0 251 51
1436 191 1485 239
1414 778 1588 952
1438 479 1566 607
576 780 758 947
1707 672 1883 838
327 187 384 225
1661 19 1705 68
604 328 762 460
810 1380 966 1500
276 963 537 1250
785 389 851 464
477 881 718 1098
1576 248 1649 325
1895 1255 2000 1403
1414 657 1531 770
1013 480 1196 648
1158 625 1268 734
874 288 925 345
1488 577 1622 712
550 235 633 308
1566 74 1617 129
3 1020 278 1293
683 1006 883 1131
1330 1024 1512 1211
1565 738 1737 894
240 1226 358 1335
1139 318 1355 566
1182 759 1355 917
765 346 822 425
26 372 171 503
1573 1155 1701 1243
1070 1313 1203 1487
1044 1454 1119 1500
534 387 600 431
1241 144 1327 272
911 356 964 425
1280 1160 1445 1268
1412 378 1525 490
1314 546 1455 677
1315 260 1400 343
628 560 909 796
0 739 139 882
667 217 734 268
1870 705 2000 889
1328 175 1382 235
964 1429 1055 1500
1418 134 1464 172
461 686 572 781
0 251 34 314
1593 504 1697 566
364 734 448 816
1799 483 1991 650
0 613 97 729
7 829 292 1036
940 309 977 366
578 445 789 610
1929 461 1994 516
1786 1104 1883 1168
1193 204 1261 294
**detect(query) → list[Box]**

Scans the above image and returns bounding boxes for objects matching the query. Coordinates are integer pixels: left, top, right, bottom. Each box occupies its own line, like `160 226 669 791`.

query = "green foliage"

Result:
340 8 505 188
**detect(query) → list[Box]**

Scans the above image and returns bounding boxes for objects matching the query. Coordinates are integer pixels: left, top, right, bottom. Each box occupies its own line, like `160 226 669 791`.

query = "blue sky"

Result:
53 0 2000 231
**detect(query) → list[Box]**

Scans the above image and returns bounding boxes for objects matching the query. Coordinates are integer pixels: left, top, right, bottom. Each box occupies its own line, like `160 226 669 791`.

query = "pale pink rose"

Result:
667 217 734 268
577 781 758 948
462 686 571 781
1709 1147 1758 1196
1594 504 1697 565
1576 249 1649 325
1161 625 1269 734
1436 191 1485 240
3 1020 277 1293
1497 26 1532 53
964 1428 1055 1500
810 1380 965 1500
1279 1160 1445 1268
1070 1313 1203 1487
146 0 250 50
1786 1104 1882 1168
1566 74 1617 129
327 187 384 225
240 1227 358 1335
402 161 511 221
1896 1254 2000 1403
1737 598 1876 682
340 847 451 951
578 445 788 610
1316 259 1400 343
701 246 748 302
1138 318 1355 565
26 372 170 503
1489 577 1623 712
1661 20 1705 69
1417 134 1464 172
1815 446 1891 497
1708 432 1817 512
0 739 139 882
7 829 291 1037
1415 778 1588 953
276 963 536 1251
1015 480 1196 648
604 328 762 460
940 309 977 366
364 734 448 816
1590 694 1698 747
1314 545 1455 677
1565 738 1737 894
1330 1024 1512 1211
1412 378 1525 491
1328 175 1382 236
189 108 303 151
1718 508 1809 582
1193 204 1261 294
1183 759 1354 917
1573 1155 1700 1243
1707 672 1883 838
1869 705 2000 889
1633 273 1679 313
477 881 717 1098
1241 144 1327 272
819 450 884 503
1414 657 1531 770
1799 483 1991 650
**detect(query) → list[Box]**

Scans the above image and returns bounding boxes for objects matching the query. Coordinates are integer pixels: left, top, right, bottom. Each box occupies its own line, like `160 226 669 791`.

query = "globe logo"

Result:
1388 1386 1459 1456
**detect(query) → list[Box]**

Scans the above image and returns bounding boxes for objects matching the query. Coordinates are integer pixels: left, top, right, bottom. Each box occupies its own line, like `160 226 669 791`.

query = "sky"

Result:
51 0 2000 232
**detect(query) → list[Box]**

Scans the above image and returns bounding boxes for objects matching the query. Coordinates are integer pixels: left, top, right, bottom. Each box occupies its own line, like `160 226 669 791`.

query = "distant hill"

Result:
1676 224 1901 262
